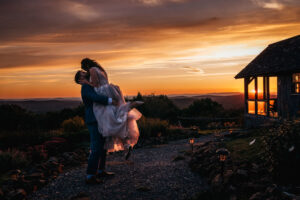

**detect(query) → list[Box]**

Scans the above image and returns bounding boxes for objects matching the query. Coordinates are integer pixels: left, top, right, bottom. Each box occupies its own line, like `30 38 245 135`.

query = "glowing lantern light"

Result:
189 138 195 152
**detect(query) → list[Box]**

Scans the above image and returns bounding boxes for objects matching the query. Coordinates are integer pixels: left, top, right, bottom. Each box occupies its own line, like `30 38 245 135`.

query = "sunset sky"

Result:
0 0 300 98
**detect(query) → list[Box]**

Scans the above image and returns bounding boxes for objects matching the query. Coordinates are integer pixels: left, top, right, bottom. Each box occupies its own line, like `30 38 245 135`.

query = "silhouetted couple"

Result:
74 58 143 184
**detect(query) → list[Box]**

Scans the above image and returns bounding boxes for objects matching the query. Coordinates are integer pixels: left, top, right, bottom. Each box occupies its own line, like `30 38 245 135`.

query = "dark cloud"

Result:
0 0 300 70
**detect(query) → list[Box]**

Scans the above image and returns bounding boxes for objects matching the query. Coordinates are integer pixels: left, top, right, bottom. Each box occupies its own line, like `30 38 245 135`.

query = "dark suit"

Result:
81 84 109 175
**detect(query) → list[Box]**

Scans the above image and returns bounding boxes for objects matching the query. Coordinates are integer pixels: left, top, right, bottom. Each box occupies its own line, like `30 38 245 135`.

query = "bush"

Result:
0 104 36 131
133 94 180 123
61 116 85 133
0 149 30 173
138 117 169 138
262 121 300 183
182 98 224 117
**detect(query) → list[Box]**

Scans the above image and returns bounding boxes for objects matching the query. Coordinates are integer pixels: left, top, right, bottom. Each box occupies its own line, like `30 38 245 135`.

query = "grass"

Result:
225 129 264 163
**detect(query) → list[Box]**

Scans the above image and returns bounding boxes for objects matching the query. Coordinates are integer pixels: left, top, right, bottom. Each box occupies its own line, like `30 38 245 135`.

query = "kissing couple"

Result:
74 58 143 184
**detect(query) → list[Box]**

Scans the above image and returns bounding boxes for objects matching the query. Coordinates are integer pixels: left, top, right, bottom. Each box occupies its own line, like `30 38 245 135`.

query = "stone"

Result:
249 192 263 200
136 185 151 192
47 156 58 163
0 188 3 197
24 172 44 180
172 155 185 162
212 174 222 186
237 169 248 176
7 188 27 200
58 164 64 173
223 170 233 184
229 194 237 200
44 137 68 155
8 169 22 181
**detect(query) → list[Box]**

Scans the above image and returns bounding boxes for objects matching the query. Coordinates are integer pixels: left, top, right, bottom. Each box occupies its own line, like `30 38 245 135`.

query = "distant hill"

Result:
0 98 82 113
0 93 244 113
169 93 244 110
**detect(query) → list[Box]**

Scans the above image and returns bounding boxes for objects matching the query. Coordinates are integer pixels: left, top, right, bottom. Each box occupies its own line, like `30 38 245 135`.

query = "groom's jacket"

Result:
81 84 108 124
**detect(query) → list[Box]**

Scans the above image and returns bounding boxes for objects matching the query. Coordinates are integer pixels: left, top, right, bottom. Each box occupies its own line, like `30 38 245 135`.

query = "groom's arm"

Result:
81 84 109 105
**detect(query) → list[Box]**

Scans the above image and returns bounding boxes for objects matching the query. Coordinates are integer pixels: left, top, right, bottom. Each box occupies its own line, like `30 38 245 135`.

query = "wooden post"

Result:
255 77 258 115
266 76 270 117
244 78 249 114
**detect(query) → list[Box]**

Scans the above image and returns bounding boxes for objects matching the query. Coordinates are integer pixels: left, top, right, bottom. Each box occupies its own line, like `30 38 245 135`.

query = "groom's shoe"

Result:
97 171 115 178
85 176 102 185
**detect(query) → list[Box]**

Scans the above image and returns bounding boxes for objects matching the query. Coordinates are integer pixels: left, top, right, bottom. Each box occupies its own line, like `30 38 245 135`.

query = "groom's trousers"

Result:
86 122 107 175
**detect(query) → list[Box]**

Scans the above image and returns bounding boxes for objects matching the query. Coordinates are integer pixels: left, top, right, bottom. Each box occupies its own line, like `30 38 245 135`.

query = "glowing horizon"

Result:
0 0 300 98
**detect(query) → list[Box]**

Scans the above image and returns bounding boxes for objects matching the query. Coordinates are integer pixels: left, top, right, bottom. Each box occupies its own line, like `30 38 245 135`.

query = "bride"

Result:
80 58 143 157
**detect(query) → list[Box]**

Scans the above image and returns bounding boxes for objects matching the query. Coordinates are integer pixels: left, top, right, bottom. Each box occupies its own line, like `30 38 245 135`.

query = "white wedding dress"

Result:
91 67 142 152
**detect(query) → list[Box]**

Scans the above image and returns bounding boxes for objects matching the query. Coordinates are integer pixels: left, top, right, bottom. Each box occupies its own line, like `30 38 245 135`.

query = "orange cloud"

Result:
0 0 299 98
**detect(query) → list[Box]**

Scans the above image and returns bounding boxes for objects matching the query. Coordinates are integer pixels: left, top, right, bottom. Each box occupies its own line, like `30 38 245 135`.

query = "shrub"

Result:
133 94 180 123
0 149 30 173
0 104 36 131
182 98 224 117
138 117 169 138
61 116 85 133
262 121 300 183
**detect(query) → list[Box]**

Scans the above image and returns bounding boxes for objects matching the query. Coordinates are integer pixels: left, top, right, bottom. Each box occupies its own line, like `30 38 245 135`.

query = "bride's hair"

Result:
81 58 108 79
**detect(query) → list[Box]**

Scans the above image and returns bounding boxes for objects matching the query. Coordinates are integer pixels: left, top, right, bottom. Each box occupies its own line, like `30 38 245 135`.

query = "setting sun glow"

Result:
0 0 299 98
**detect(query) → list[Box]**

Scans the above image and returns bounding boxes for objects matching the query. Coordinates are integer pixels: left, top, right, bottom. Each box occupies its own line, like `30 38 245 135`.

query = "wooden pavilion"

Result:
235 35 300 127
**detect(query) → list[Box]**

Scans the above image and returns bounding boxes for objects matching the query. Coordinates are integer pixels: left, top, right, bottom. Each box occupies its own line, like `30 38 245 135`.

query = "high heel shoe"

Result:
125 146 132 160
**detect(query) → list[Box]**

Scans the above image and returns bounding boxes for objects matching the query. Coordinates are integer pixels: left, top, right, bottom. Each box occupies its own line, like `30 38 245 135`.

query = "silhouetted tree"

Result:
134 94 180 123
183 98 224 117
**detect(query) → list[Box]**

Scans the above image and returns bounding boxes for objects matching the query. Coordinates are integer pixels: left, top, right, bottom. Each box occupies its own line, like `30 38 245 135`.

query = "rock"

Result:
212 174 222 186
249 192 263 200
282 191 297 199
47 156 58 163
0 188 3 197
58 164 64 173
8 170 21 181
252 163 259 170
229 185 236 192
24 172 44 181
229 194 237 200
69 192 90 200
246 182 266 193
44 137 68 155
172 155 185 162
136 185 151 192
266 184 277 194
7 188 27 200
234 169 249 182
223 170 233 184
237 169 248 176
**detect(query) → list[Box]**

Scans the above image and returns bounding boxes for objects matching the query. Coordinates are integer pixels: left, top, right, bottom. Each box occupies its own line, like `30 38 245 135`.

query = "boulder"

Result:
236 169 248 176
24 172 44 181
8 170 21 181
249 192 264 200
6 189 26 200
223 170 234 184
0 188 4 198
44 137 68 155
212 174 222 187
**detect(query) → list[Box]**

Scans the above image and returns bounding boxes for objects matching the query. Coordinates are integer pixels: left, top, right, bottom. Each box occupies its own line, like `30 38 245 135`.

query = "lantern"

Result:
216 148 230 183
216 148 229 162
189 138 195 152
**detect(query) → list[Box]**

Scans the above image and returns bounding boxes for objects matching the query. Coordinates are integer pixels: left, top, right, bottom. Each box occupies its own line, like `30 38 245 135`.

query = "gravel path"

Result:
29 136 212 200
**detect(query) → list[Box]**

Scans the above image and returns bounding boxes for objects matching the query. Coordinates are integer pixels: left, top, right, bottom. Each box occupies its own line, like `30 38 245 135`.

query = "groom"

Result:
75 70 115 184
